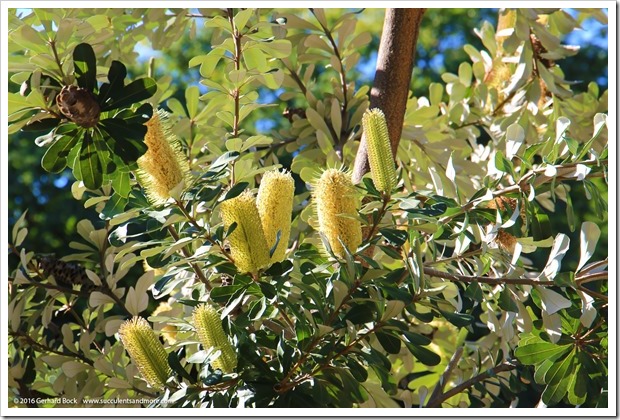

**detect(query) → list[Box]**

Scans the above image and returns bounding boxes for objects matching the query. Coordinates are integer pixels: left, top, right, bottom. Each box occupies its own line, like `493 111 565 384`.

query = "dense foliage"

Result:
7 8 609 409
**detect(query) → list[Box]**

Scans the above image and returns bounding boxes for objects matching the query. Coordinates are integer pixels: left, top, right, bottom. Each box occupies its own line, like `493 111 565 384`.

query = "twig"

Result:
576 271 608 285
423 267 555 287
427 347 464 405
166 225 212 290
174 200 235 264
426 359 518 408
577 285 608 303
310 9 349 154
10 330 94 366
363 193 391 242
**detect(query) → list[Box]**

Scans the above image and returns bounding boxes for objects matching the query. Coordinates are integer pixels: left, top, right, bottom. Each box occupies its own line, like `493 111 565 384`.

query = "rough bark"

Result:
352 8 425 184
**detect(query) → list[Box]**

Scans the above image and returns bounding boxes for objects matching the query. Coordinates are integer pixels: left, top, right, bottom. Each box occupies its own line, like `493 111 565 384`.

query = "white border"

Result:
2 1 616 417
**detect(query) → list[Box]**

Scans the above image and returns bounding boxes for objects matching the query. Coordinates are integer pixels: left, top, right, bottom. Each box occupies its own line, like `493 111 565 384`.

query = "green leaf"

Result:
168 351 194 383
401 330 431 346
79 132 103 189
100 193 128 219
41 134 80 173
494 150 514 174
101 77 157 111
185 86 200 119
207 151 240 174
99 61 127 109
379 228 408 246
111 170 132 198
514 341 572 365
22 118 61 132
403 341 441 366
346 358 369 383
498 287 518 312
99 119 148 164
567 355 588 405
233 8 254 31
222 182 249 201
376 331 401 354
465 282 484 302
344 303 376 325
73 43 97 92
403 202 448 218
119 103 153 125
542 349 575 405
438 309 473 327
532 210 552 241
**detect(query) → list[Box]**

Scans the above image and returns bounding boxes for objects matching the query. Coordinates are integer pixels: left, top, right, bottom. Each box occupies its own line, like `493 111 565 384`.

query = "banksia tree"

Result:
192 304 237 374
219 189 270 274
118 317 171 389
256 169 295 263
137 109 191 206
313 169 363 258
361 108 397 194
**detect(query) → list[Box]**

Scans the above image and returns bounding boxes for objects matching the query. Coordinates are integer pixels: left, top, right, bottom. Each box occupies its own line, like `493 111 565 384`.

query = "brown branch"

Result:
423 267 555 287
427 347 464 405
426 359 518 408
174 200 235 264
10 330 94 366
166 225 212 290
576 271 608 285
352 9 426 184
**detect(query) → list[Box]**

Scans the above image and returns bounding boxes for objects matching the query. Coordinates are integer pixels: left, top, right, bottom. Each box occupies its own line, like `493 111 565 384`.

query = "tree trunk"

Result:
352 8 425 184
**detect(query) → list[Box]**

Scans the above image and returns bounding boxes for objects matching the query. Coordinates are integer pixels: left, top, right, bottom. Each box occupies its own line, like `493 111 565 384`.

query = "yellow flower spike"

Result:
192 304 237 373
137 109 191 206
256 169 295 263
118 317 171 389
362 108 397 194
219 189 271 274
313 168 363 258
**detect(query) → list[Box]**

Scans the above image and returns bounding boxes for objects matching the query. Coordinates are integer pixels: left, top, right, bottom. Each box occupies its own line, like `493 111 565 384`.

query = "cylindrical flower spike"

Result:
192 304 237 374
362 108 397 193
137 109 191 206
313 168 363 258
256 169 295 263
118 317 171 389
220 189 271 274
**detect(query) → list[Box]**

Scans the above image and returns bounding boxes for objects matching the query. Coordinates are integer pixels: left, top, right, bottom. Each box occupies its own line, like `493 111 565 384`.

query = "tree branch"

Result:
423 267 555 287
427 346 464 405
166 225 212 290
352 9 425 184
426 359 518 408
